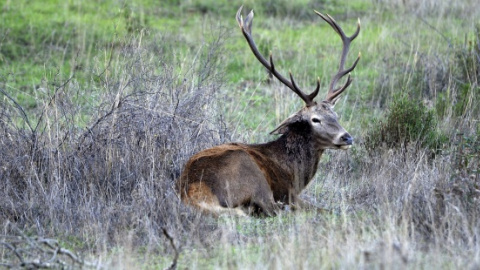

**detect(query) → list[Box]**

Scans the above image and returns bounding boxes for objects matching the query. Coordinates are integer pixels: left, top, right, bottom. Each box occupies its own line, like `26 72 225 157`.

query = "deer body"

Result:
176 6 361 216
178 124 323 215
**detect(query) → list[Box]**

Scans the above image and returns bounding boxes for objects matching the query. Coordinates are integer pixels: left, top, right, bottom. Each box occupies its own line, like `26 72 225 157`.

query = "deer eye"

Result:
312 118 321 124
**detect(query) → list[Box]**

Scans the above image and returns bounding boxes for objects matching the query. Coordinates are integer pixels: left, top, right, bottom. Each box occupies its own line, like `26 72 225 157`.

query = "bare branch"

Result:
163 228 179 270
0 87 34 133
0 233 100 269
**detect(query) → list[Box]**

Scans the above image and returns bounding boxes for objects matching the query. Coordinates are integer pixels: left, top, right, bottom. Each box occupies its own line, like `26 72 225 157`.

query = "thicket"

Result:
0 31 229 267
365 22 479 157
359 22 479 245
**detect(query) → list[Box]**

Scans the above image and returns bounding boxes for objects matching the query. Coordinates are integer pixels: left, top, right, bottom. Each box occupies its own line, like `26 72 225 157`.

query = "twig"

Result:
0 232 100 269
0 87 34 133
39 238 99 267
33 74 75 133
162 227 178 270
1 241 25 265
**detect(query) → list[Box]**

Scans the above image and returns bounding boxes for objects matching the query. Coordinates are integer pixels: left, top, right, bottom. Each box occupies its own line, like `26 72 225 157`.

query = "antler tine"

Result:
236 6 318 107
326 74 353 103
314 10 361 103
308 78 321 101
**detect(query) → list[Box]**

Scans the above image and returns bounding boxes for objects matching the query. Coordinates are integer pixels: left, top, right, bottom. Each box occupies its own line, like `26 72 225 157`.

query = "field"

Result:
1 0 479 268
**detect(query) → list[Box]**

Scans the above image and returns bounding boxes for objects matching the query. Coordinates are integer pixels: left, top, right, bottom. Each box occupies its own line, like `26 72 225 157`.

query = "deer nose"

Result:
341 133 353 145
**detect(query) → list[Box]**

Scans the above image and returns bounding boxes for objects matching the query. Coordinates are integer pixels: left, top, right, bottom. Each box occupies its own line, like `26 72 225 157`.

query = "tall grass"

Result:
1 0 479 268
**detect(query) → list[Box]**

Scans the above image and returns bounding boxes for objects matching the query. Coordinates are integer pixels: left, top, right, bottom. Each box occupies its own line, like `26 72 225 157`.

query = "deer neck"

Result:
255 130 324 192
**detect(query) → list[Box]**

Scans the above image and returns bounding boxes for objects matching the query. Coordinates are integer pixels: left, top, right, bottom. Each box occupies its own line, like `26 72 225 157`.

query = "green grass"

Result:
2 0 470 130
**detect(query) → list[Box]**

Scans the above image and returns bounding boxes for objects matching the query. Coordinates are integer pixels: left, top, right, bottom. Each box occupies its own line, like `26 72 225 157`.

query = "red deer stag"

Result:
176 6 360 216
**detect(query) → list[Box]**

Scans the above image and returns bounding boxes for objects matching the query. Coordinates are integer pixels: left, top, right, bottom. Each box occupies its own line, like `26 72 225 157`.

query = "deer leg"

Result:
254 200 280 217
250 189 280 217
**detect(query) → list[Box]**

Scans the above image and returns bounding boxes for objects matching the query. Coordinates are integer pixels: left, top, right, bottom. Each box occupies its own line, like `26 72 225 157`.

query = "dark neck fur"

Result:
252 124 324 190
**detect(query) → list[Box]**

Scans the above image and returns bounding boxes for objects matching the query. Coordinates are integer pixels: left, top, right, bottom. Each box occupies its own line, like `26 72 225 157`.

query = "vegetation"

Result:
1 0 479 268
364 94 447 153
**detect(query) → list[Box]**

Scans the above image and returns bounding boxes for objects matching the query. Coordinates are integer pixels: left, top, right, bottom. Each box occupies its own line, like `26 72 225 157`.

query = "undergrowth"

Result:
1 32 229 267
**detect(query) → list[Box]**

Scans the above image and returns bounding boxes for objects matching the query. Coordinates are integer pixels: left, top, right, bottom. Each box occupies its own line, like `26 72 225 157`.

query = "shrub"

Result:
364 94 447 153
0 32 228 250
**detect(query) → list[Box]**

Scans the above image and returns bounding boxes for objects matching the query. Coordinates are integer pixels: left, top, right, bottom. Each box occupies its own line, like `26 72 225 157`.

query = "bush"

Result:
0 32 228 250
364 94 447 153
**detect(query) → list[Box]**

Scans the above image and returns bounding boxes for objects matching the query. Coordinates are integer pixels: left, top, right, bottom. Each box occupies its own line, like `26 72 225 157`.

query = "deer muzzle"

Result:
338 133 353 149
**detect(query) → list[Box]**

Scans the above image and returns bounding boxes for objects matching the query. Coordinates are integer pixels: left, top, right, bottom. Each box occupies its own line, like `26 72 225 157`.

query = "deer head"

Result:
236 6 360 150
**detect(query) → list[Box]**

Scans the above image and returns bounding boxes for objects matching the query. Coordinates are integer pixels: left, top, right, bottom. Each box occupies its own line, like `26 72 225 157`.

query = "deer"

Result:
176 6 361 216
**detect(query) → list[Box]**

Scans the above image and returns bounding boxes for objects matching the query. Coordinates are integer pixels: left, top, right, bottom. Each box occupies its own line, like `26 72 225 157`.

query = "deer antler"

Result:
236 6 320 107
314 11 361 103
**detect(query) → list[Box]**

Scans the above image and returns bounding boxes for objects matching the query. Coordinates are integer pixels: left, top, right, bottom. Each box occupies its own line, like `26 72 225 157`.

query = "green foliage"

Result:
364 94 447 152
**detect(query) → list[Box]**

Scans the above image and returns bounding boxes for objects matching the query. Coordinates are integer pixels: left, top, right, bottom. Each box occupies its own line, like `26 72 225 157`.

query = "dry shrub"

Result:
357 17 479 244
317 143 479 247
0 229 98 268
0 32 228 252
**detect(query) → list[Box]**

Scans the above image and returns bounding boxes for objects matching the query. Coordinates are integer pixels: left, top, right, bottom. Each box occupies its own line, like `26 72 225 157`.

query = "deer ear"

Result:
269 113 302 135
